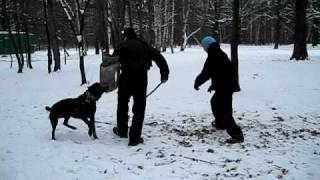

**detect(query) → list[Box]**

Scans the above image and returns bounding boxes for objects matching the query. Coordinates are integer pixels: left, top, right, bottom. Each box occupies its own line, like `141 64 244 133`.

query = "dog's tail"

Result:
45 106 51 111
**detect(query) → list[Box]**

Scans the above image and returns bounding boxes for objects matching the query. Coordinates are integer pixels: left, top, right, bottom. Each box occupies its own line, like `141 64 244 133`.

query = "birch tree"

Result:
59 0 91 85
180 0 190 51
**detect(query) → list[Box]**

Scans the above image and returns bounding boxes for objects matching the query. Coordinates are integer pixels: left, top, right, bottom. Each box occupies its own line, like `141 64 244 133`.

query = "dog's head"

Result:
88 83 104 101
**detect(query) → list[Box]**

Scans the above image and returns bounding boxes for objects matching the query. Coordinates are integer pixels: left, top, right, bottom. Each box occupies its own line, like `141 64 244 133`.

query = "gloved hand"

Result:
161 78 168 83
194 84 199 91
161 74 168 83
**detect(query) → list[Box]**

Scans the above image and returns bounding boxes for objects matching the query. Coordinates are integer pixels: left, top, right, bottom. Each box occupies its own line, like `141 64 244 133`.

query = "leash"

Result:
95 121 112 125
96 82 163 125
146 82 163 97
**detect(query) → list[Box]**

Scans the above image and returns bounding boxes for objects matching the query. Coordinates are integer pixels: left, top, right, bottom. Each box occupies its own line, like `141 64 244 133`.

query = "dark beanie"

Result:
122 28 137 38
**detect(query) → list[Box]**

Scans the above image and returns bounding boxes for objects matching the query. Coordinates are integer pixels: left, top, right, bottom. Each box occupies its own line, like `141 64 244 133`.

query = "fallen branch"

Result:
183 156 215 165
154 160 176 166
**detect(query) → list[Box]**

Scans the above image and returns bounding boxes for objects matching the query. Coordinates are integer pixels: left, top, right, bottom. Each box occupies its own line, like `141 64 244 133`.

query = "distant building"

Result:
0 31 36 55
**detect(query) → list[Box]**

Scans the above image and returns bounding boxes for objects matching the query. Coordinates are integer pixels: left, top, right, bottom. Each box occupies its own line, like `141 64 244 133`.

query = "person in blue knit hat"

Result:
201 36 216 52
194 36 244 144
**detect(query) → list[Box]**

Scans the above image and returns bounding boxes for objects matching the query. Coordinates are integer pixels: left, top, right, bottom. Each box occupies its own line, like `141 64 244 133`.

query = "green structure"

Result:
0 31 37 55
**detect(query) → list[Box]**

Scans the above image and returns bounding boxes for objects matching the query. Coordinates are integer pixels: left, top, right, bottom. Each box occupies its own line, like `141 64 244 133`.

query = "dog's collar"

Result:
85 90 96 104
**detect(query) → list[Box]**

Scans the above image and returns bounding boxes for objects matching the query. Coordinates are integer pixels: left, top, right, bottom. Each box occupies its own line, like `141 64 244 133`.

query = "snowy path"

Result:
0 45 319 180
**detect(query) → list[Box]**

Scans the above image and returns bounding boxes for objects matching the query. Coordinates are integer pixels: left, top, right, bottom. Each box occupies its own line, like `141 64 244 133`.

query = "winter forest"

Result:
0 0 320 179
1 0 319 78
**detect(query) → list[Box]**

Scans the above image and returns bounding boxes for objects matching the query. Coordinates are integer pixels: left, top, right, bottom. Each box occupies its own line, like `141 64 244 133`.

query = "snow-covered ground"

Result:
0 45 319 180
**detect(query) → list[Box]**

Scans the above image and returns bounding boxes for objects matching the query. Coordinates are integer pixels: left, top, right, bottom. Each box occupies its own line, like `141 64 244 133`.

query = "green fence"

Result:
0 32 37 55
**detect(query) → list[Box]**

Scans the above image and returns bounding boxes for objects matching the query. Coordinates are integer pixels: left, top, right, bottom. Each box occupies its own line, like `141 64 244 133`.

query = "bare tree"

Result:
290 0 308 60
22 0 32 69
309 0 319 47
43 0 53 73
47 0 61 71
14 0 25 68
59 0 91 84
180 0 190 51
231 0 240 87
2 0 313 61
274 0 280 49
169 0 175 53
3 0 23 73
95 0 109 54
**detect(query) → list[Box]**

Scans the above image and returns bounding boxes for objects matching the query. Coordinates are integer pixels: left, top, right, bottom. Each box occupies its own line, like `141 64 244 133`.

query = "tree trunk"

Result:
43 0 52 73
78 41 87 85
63 40 68 64
137 0 144 36
14 1 25 69
213 0 221 40
154 0 162 50
95 37 100 54
180 0 190 51
162 0 168 52
231 0 240 88
127 0 133 28
256 22 260 45
274 0 280 49
96 0 109 53
170 0 175 54
146 0 155 45
76 0 88 85
23 0 32 69
109 0 122 47
58 0 88 84
4 0 23 73
95 1 100 55
47 0 60 71
107 0 116 49
311 20 319 47
290 0 308 60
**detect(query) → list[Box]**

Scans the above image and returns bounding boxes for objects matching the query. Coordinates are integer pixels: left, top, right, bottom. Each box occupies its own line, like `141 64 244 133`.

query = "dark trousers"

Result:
117 70 147 141
211 91 244 140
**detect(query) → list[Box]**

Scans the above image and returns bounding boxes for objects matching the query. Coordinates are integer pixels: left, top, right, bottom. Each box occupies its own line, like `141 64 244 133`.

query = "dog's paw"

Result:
93 135 98 139
88 129 93 136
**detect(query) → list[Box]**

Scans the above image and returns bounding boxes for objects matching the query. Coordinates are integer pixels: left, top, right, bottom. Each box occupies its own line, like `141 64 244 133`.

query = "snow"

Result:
76 35 82 43
0 45 320 179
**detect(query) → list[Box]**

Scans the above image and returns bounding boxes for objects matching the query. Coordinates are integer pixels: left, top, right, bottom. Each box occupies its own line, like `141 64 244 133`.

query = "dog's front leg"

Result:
82 118 93 136
89 116 98 139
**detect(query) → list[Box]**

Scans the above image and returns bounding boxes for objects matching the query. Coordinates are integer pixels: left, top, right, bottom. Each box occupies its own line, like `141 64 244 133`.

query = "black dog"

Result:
45 83 104 140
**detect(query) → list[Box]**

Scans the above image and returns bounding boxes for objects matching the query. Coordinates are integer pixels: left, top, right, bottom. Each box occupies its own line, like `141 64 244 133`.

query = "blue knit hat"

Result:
201 36 216 50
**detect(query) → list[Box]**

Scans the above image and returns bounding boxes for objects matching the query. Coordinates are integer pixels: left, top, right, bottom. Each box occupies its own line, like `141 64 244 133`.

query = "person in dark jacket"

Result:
194 36 244 144
112 28 169 146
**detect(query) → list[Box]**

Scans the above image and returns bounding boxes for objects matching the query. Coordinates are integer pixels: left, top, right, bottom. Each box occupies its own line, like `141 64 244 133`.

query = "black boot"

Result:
128 138 144 146
113 127 128 138
225 135 244 144
211 121 226 130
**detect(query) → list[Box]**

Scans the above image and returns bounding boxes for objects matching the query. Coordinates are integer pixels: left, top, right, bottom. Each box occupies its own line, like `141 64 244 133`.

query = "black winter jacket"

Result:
195 43 240 93
113 37 169 81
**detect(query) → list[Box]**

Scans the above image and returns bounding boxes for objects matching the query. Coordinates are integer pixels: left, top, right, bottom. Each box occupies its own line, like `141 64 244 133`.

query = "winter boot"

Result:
128 138 144 146
113 127 128 138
